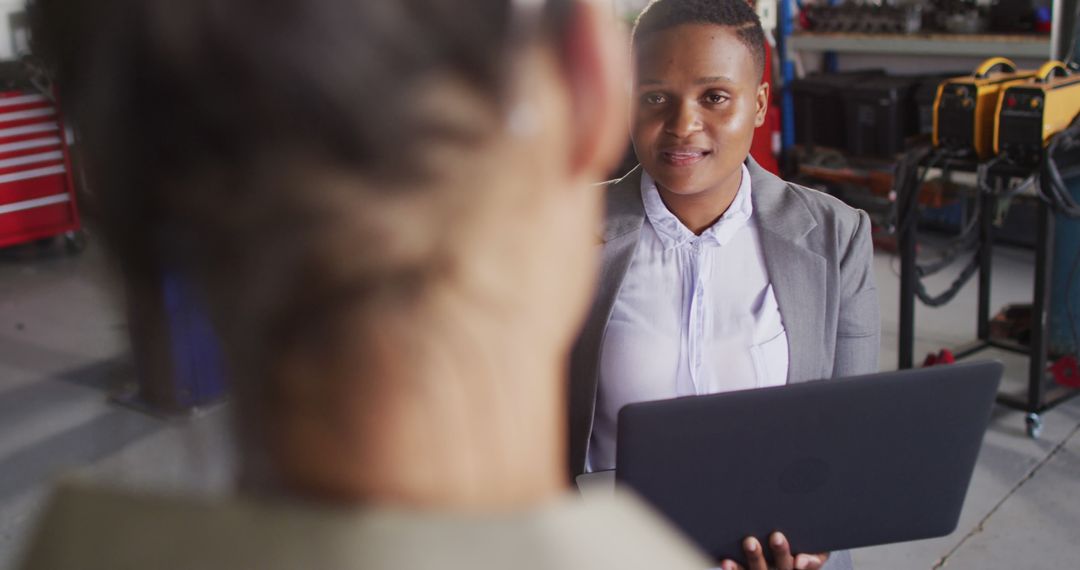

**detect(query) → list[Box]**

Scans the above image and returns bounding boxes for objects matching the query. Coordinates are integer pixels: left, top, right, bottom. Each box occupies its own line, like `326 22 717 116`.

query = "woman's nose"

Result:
664 100 702 138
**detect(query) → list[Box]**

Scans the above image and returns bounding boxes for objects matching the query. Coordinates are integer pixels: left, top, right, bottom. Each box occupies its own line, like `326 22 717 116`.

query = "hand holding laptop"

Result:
720 532 828 570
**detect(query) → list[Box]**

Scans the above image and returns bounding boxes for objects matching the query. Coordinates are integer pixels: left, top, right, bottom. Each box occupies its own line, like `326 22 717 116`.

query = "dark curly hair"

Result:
632 0 766 78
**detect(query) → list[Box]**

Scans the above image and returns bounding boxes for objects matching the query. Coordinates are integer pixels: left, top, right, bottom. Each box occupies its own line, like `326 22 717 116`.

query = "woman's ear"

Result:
559 0 629 181
754 81 770 129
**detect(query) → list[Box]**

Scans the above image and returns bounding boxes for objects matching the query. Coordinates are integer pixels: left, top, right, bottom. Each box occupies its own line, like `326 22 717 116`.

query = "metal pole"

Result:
977 183 995 341
1051 0 1079 61
1029 201 1055 413
899 194 917 370
778 0 796 153
1052 0 1065 60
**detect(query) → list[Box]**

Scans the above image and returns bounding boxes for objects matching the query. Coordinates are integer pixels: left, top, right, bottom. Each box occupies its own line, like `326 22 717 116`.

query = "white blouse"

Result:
587 165 789 472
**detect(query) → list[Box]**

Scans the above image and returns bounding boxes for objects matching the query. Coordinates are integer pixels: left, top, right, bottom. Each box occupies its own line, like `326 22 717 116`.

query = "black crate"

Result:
790 70 884 150
843 75 920 158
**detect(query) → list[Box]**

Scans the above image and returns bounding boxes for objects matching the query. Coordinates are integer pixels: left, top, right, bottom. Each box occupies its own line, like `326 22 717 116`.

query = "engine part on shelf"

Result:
988 0 1035 33
996 61 1080 165
931 0 988 33
940 11 987 34
933 57 1039 160
804 3 922 34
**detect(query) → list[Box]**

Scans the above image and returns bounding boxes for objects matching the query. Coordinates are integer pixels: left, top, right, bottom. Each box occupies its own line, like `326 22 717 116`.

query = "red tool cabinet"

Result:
0 89 81 249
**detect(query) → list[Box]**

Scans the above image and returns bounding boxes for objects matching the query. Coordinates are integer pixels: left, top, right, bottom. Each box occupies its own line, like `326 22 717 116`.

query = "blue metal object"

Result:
1049 173 1080 357
824 52 839 73
778 0 834 152
162 272 227 408
779 0 796 151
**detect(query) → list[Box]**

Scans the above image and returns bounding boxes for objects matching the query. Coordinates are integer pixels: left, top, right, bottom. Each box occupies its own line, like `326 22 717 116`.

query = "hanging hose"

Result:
916 200 983 279
915 253 982 307
890 145 937 237
892 146 984 307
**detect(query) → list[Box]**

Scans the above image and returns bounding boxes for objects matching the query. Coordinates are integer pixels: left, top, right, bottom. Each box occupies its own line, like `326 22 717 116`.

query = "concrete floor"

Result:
1 240 1078 568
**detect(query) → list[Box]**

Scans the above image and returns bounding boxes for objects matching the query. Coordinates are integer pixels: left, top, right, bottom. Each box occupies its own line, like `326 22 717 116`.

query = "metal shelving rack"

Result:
788 32 1051 58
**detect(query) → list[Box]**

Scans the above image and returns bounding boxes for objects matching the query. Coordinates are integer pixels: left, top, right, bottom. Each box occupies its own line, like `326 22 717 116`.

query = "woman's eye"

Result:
642 93 666 105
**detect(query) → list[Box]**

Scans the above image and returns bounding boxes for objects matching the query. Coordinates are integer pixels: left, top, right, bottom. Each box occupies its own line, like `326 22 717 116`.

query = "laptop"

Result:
586 361 1002 565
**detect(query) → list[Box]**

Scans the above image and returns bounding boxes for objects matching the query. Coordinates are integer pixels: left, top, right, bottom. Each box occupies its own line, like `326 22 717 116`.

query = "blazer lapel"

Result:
747 158 828 384
568 167 646 476
591 166 647 357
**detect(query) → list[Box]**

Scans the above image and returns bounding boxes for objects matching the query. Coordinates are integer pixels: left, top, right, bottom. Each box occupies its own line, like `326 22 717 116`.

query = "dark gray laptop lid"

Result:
615 361 1003 565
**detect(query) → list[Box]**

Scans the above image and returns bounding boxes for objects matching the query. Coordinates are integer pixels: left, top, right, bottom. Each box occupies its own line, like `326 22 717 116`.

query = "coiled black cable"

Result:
893 146 984 307
916 207 982 279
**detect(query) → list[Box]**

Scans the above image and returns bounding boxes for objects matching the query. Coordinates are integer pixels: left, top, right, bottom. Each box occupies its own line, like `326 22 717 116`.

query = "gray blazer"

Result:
568 158 880 570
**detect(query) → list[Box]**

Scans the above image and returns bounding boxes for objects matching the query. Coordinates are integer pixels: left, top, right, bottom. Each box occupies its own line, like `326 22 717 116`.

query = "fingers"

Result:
769 532 795 570
743 536 769 570
794 552 830 570
719 536 761 570
721 535 822 570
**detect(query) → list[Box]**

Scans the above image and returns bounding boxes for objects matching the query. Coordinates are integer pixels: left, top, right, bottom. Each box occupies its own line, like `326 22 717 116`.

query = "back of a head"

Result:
17 4 724 568
29 0 588 492
31 0 530 280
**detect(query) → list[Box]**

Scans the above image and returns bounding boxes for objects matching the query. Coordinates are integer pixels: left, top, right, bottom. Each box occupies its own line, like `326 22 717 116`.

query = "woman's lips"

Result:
660 148 711 167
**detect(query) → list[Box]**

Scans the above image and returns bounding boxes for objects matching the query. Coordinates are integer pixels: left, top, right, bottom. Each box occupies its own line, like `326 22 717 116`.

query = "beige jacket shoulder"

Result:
19 483 710 570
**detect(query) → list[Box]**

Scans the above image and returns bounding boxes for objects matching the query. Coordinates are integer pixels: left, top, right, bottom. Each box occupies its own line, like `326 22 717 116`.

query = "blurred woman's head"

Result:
31 0 627 505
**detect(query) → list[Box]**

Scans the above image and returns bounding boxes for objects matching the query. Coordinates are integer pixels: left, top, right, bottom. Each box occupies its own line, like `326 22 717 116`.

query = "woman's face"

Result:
630 23 767 197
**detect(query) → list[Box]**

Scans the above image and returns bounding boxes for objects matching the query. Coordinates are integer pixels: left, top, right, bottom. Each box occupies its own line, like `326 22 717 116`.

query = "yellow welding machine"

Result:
933 58 1039 160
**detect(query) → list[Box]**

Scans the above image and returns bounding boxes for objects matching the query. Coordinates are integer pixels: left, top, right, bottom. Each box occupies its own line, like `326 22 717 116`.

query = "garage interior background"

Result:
1 1 1080 569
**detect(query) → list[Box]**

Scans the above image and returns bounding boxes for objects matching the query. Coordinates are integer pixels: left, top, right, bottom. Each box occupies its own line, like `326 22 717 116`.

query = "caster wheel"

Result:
1025 413 1043 439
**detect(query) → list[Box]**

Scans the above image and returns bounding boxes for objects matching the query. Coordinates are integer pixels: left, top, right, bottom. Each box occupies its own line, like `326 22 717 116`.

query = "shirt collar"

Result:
640 164 754 249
